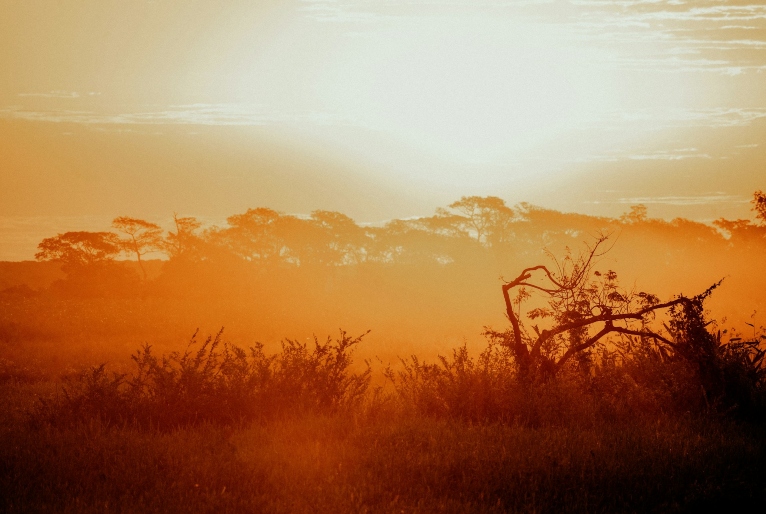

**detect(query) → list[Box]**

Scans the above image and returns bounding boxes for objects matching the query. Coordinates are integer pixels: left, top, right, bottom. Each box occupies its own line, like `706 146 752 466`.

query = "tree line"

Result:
34 192 766 281
20 191 766 420
34 197 517 272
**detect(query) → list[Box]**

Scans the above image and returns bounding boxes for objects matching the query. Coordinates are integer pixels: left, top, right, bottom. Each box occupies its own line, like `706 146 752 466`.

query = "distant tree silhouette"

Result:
164 214 203 261
713 218 754 240
35 231 121 271
34 231 139 295
221 208 283 263
620 204 648 224
493 235 710 380
446 196 515 246
712 190 766 245
369 217 466 266
112 217 163 280
310 210 368 265
427 209 472 239
264 211 365 267
275 215 321 266
753 190 766 226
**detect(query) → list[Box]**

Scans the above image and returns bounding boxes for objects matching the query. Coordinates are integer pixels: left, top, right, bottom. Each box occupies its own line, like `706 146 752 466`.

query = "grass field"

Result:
1 236 764 512
2 374 765 513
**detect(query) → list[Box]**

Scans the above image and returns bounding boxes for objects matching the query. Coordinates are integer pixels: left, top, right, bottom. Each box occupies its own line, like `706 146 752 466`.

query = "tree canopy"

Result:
35 231 121 270
112 216 163 280
753 190 766 226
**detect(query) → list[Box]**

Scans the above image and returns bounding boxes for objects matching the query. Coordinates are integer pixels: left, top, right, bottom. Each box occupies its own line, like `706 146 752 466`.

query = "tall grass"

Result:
29 319 766 430
35 329 370 429
387 336 766 426
2 395 764 513
2 326 764 512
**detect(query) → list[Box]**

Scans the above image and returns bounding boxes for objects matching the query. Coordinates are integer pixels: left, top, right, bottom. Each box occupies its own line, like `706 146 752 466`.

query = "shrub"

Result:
387 338 515 421
387 337 603 426
35 329 371 429
387 311 766 425
663 288 766 420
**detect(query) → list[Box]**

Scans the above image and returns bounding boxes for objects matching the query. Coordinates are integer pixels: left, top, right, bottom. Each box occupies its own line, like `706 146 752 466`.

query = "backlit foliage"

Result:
38 329 370 429
35 231 121 270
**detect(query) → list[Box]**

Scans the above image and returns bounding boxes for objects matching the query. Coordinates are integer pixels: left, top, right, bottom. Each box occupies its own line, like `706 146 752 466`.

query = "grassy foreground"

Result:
1 381 765 514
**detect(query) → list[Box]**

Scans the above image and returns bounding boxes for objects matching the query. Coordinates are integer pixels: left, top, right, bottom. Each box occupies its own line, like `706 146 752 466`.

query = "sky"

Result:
1 0 765 260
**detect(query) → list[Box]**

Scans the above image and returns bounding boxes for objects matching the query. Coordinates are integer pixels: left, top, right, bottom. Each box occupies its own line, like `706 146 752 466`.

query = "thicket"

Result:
33 285 765 430
36 330 371 429
390 299 765 425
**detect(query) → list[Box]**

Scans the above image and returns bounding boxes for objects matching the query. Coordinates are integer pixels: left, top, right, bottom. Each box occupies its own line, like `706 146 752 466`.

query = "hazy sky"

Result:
1 0 765 259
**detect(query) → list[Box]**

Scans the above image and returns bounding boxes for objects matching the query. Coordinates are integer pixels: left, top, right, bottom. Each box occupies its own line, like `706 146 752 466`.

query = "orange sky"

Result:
1 0 765 260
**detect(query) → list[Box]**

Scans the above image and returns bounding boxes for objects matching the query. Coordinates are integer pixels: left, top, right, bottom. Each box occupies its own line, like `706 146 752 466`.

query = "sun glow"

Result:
226 14 621 169
321 18 620 165
1 0 762 223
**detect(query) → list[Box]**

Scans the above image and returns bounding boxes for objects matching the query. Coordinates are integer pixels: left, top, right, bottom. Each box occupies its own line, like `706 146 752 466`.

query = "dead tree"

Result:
497 235 700 379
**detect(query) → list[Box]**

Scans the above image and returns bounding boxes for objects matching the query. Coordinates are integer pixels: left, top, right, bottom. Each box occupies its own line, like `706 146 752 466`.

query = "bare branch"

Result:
555 324 613 371
496 234 710 379
609 326 678 350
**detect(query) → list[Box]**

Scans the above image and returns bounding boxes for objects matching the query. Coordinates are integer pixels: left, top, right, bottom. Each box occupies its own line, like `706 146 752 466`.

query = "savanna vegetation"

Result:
1 193 765 512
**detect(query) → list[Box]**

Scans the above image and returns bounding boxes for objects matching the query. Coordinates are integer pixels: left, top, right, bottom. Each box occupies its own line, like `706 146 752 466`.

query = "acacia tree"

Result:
620 204 648 224
35 231 121 271
446 196 516 247
221 207 283 263
310 210 368 265
164 214 203 261
112 216 163 280
753 190 766 226
495 235 707 379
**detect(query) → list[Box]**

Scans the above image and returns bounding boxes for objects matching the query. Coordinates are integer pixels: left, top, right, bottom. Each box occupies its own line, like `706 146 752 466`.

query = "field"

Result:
2 203 765 513
2 379 765 513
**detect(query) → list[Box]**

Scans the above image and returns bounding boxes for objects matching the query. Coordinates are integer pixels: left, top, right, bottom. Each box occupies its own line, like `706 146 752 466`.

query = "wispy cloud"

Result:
17 91 100 99
299 0 557 22
570 2 766 72
627 148 712 160
609 107 766 128
300 1 766 75
4 104 765 135
614 194 750 206
0 104 354 126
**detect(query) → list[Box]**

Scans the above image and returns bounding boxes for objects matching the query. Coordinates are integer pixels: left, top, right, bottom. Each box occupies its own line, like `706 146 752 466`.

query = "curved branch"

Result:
530 297 689 359
537 297 686 346
504 265 565 290
609 326 678 350
555 324 613 371
554 324 677 372
516 282 560 295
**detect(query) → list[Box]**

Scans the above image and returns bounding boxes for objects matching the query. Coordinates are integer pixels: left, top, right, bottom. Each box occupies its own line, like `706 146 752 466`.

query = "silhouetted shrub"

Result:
661 287 766 420
387 308 766 425
388 339 514 421
35 329 371 428
589 343 703 420
387 337 604 425
716 337 766 419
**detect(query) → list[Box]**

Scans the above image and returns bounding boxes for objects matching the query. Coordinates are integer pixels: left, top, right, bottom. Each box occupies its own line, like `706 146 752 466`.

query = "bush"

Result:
388 338 513 421
35 329 371 429
387 337 602 426
387 316 766 425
